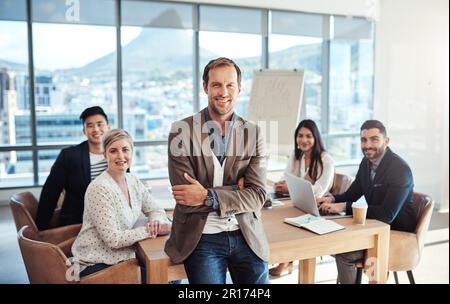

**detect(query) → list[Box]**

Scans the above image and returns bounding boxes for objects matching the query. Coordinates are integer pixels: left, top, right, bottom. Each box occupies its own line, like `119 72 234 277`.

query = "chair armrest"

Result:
57 236 77 258
80 259 141 284
39 224 82 245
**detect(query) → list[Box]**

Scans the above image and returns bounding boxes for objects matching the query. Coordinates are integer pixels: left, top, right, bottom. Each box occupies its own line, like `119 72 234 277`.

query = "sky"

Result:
0 21 28 64
0 21 140 70
1 20 322 71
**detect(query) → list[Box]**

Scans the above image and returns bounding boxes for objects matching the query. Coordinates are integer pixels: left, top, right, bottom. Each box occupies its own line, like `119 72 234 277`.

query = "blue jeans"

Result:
183 230 269 284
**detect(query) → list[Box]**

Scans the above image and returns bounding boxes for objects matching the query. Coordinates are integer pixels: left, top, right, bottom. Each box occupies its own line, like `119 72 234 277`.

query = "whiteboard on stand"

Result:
247 69 305 157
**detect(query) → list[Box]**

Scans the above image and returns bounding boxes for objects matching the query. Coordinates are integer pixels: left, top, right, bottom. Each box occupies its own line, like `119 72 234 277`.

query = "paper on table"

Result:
284 214 345 235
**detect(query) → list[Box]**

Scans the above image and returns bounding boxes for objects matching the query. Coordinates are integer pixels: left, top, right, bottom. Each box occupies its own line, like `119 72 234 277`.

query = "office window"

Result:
121 0 192 29
32 0 115 25
0 150 33 187
269 11 324 126
32 0 117 145
37 149 60 184
326 136 363 163
0 0 31 187
0 0 30 147
326 16 374 163
0 0 26 20
0 2 376 189
199 6 263 117
121 1 193 141
131 145 168 179
329 16 374 133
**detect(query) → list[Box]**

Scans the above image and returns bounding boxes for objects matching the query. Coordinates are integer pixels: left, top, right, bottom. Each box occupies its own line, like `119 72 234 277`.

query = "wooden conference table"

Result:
137 200 390 284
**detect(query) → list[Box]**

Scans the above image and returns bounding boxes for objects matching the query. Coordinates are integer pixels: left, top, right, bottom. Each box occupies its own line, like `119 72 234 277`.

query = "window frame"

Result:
0 0 375 189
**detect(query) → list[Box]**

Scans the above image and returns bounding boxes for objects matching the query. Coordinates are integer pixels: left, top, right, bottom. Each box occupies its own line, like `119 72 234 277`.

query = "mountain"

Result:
270 43 322 72
66 9 207 79
0 59 28 73
1 40 322 80
65 8 322 78
225 43 322 79
1 7 322 79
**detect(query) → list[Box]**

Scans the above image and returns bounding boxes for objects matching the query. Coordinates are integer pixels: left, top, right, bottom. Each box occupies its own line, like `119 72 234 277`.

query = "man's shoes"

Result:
269 261 294 276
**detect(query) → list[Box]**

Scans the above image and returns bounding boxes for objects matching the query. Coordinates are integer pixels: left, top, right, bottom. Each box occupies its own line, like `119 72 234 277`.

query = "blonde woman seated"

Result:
270 119 334 276
71 129 170 281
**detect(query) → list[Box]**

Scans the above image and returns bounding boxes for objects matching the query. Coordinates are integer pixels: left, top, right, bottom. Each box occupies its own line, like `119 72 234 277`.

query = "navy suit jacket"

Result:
36 141 91 230
334 147 416 232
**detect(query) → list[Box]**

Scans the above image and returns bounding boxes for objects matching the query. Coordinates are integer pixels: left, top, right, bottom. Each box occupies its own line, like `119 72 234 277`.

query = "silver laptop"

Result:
285 172 350 219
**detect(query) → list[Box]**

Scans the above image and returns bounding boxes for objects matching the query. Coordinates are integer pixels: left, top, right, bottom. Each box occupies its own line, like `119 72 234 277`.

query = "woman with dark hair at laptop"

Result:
270 119 335 276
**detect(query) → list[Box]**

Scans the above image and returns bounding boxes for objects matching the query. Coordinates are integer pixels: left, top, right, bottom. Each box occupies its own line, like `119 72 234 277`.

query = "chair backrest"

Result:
10 192 39 232
330 173 354 195
18 226 73 284
412 192 434 252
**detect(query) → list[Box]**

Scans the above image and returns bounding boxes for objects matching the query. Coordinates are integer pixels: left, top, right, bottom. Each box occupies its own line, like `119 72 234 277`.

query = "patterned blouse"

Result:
71 171 168 266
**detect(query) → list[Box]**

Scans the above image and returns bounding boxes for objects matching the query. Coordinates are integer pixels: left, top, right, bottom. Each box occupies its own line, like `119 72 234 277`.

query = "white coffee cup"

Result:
352 202 368 225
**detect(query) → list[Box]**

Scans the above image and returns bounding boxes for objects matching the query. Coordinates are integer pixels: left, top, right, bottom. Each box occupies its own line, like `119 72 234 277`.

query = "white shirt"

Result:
284 150 335 197
202 155 240 234
71 171 168 266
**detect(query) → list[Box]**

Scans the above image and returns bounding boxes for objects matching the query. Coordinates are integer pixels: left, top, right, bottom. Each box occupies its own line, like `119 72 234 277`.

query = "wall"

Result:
373 0 449 210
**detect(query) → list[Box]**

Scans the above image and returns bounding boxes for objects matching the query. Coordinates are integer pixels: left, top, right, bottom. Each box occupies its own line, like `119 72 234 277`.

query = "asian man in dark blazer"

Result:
317 120 416 284
36 106 110 230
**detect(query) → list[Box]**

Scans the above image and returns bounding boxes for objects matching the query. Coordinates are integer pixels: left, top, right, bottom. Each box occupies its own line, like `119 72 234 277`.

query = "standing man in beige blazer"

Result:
164 57 269 284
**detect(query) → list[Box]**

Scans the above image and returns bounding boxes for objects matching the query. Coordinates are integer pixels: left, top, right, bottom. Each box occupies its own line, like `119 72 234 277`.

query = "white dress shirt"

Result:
202 154 240 234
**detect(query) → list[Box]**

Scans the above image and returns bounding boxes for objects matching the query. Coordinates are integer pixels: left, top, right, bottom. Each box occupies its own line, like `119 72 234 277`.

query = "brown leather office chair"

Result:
18 226 142 284
330 173 354 195
10 191 81 245
356 192 434 284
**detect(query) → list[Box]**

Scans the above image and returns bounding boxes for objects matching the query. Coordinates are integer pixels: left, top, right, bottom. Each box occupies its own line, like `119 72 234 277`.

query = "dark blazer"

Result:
36 141 91 230
334 147 416 232
164 111 269 264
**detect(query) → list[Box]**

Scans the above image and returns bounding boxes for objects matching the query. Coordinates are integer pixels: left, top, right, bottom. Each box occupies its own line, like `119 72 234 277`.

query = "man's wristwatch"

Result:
204 195 213 207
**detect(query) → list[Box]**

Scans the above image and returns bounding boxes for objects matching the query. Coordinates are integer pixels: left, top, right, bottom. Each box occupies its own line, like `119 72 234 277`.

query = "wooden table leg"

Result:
147 258 169 284
298 258 316 284
366 228 390 284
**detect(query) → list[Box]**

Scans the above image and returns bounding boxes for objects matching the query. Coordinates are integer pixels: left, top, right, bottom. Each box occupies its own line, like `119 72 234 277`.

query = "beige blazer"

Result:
164 110 269 264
